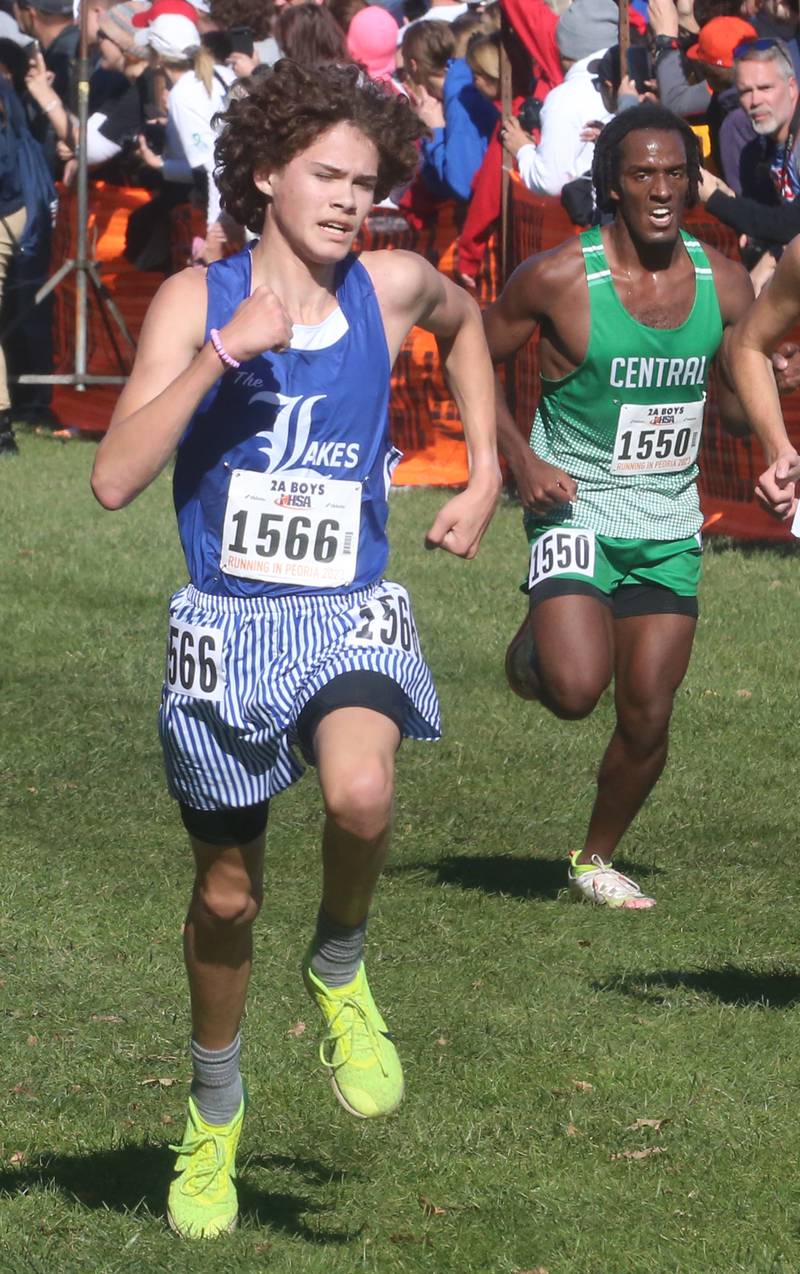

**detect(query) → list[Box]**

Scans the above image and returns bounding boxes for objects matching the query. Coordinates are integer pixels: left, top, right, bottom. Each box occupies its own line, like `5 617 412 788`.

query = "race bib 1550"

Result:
611 399 704 475
528 528 596 590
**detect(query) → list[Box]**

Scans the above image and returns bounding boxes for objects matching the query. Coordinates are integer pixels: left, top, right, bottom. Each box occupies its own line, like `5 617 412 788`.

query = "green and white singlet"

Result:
527 225 724 542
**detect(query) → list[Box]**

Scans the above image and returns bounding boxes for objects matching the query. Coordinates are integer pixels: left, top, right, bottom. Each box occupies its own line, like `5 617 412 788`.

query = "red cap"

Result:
132 0 200 28
686 17 757 68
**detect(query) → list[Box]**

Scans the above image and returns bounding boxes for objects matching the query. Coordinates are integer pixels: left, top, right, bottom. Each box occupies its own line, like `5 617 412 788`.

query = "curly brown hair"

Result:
215 59 426 233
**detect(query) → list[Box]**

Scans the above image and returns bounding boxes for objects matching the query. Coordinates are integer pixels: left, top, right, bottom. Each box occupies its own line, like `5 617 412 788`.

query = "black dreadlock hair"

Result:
591 104 701 215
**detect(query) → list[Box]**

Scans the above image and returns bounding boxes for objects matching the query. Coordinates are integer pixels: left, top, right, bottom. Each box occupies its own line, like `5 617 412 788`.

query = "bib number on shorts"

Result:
166 619 225 703
347 584 421 656
611 399 704 475
528 528 595 590
220 469 362 588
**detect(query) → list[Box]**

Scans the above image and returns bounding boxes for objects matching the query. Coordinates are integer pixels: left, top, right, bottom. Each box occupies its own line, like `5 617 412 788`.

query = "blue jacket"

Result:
421 59 499 202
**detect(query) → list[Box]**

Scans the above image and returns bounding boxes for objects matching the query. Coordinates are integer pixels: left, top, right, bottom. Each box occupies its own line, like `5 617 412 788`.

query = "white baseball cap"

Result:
135 11 201 56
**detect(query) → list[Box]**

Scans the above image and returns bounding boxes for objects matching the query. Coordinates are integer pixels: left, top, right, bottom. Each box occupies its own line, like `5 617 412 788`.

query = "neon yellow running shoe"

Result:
302 958 404 1119
166 1096 244 1239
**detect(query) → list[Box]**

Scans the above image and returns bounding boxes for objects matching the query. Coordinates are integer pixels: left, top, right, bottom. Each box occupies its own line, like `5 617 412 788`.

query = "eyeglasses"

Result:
733 36 795 71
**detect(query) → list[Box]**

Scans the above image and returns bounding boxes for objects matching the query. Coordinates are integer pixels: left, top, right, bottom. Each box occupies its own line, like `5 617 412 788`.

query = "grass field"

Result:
3 433 800 1273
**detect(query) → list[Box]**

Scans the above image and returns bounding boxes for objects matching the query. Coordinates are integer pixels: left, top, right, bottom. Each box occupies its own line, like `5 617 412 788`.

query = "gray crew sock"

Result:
190 1032 243 1126
309 907 367 988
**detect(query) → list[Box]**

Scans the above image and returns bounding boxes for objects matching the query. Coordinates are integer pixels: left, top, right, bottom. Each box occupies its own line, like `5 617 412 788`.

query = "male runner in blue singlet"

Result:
92 60 500 1239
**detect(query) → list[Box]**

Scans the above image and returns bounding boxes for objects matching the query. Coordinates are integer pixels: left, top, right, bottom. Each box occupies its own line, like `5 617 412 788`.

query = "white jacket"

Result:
516 51 613 198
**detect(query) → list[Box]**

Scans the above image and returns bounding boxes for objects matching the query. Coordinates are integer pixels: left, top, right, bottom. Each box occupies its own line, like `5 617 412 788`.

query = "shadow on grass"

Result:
0 1145 356 1242
389 853 661 901
596 965 800 1008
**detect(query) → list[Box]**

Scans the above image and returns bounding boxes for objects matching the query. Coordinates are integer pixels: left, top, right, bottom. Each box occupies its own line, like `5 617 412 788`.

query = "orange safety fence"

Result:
51 183 164 433
45 179 800 539
49 185 496 488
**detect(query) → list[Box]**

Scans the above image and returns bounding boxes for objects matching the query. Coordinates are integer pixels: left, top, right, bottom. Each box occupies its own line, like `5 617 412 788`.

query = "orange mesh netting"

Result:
49 186 494 487
51 183 164 432
45 179 800 539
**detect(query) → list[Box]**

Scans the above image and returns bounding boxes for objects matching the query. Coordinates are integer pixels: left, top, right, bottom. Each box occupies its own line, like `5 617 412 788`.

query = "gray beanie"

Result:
556 0 619 62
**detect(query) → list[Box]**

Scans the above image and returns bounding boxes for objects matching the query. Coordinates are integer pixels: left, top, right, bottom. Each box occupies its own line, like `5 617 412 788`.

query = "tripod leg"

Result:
86 264 133 376
87 263 137 357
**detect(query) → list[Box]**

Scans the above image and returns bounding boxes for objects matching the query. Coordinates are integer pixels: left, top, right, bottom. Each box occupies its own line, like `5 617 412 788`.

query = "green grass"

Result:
3 434 800 1273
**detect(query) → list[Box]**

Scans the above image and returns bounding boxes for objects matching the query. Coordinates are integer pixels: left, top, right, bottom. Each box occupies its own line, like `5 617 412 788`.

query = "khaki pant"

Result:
0 206 27 412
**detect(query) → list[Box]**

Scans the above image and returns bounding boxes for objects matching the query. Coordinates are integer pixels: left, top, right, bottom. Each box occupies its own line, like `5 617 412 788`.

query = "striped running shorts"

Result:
158 580 441 811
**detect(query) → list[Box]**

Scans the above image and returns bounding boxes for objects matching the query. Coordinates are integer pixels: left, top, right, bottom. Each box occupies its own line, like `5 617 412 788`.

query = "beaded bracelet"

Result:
209 327 240 370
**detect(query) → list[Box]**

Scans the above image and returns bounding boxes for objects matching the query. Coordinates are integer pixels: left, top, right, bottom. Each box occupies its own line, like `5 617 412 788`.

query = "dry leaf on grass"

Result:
390 1233 433 1247
514 1267 550 1273
419 1195 446 1217
566 1123 581 1137
611 1146 667 1161
626 1118 668 1132
436 1037 449 1047
91 1014 123 1024
736 689 752 699
140 1076 177 1088
26 1036 38 1047
573 1079 594 1092
286 1021 306 1038
9 1151 26 1166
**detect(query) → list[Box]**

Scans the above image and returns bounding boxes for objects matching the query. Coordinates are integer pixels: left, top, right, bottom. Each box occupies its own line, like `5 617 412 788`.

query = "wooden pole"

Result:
618 0 630 80
499 7 512 286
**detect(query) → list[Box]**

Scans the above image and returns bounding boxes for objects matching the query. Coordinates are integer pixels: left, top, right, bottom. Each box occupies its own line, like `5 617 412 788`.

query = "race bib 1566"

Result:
221 469 362 588
611 399 704 475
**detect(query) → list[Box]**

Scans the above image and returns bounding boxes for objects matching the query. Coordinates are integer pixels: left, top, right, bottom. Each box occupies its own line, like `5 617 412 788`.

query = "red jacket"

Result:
500 0 562 94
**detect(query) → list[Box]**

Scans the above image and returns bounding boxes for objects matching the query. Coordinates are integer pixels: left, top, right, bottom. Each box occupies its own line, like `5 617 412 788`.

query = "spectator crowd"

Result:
0 0 798 454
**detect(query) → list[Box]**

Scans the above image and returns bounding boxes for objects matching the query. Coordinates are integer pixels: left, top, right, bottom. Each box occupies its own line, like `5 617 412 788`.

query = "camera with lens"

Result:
517 96 541 135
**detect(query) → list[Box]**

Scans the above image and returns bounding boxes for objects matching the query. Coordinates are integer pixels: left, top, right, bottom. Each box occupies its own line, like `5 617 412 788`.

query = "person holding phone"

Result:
651 13 759 181
226 22 257 78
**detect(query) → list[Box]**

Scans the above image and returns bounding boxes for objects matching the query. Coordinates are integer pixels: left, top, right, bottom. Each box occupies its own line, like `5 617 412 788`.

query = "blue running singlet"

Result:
173 247 398 598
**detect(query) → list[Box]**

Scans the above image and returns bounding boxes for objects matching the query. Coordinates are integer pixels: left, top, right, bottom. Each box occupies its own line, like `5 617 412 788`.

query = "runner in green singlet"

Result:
484 105 754 909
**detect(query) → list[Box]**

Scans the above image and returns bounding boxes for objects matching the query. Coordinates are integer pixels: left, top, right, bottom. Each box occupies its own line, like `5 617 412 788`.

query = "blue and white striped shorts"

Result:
158 580 441 811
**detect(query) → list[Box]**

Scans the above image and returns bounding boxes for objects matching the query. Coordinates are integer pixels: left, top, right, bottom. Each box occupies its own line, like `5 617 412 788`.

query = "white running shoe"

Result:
568 851 656 909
